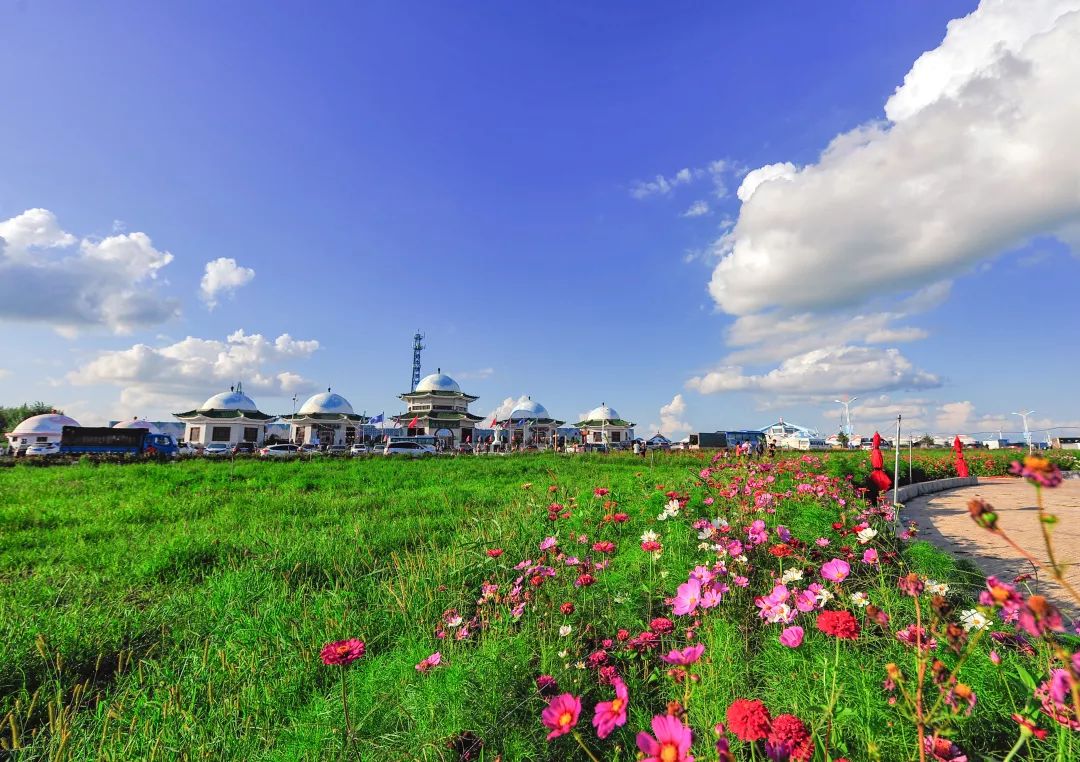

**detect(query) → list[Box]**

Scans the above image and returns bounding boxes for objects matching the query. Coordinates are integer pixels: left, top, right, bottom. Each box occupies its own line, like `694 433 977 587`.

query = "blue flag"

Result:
370 412 384 424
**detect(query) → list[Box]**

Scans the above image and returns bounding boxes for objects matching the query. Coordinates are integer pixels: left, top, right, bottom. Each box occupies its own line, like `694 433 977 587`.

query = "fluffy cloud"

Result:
0 209 179 333
0 368 10 380
480 395 532 423
710 3 1080 318
67 329 320 412
681 200 711 218
630 168 695 199
691 1 1080 399
200 257 255 308
687 345 940 397
653 394 692 438
631 160 732 200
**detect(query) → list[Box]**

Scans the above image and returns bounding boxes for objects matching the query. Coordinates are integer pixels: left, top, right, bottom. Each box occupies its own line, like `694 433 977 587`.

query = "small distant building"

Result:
396 370 484 446
575 404 635 446
112 418 161 435
1052 436 1080 450
496 397 564 448
5 413 80 451
279 389 368 446
646 433 672 449
688 430 766 449
759 419 825 449
173 383 275 447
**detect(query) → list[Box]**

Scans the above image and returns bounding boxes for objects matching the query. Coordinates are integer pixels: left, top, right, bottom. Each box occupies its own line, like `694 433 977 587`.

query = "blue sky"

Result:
2 1 1078 440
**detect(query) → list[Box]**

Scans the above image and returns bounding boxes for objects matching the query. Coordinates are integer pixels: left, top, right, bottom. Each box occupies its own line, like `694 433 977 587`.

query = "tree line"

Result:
0 402 60 433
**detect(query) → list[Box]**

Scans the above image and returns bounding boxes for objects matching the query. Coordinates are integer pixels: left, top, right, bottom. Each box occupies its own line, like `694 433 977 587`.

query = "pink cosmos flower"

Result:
820 559 851 583
594 487 610 497
542 693 581 740
815 538 830 547
539 536 558 551
780 626 804 648
592 679 629 739
673 579 702 616
690 565 715 585
637 714 695 762
862 548 879 565
747 520 768 545
661 643 706 665
415 652 442 673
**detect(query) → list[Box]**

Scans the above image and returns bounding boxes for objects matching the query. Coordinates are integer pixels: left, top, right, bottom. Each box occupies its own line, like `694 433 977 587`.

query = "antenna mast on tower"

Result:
410 332 425 392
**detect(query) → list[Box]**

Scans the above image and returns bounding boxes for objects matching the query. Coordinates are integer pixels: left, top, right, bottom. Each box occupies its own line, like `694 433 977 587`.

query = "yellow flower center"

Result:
559 711 573 727
610 698 624 712
660 743 678 762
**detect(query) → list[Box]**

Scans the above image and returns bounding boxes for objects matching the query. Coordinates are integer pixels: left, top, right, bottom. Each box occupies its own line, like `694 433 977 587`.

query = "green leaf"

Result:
1015 663 1037 691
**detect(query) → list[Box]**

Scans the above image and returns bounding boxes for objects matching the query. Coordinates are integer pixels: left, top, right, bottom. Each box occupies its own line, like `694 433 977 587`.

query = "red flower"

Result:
768 544 793 558
816 610 860 640
319 638 366 666
650 617 675 634
641 541 662 552
486 548 503 558
575 573 595 587
594 488 610 497
766 714 813 762
592 541 616 554
726 698 771 741
560 602 575 615
613 512 630 522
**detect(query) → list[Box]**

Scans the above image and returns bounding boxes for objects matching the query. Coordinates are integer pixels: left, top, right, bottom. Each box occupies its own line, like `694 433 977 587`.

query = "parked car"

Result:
176 441 197 456
24 442 60 457
260 444 299 458
383 440 435 457
232 442 257 456
299 443 324 456
327 444 348 456
349 443 369 456
203 442 231 457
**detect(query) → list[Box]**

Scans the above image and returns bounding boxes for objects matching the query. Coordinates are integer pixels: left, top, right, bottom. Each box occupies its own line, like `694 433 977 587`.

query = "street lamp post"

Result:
1011 410 1035 453
833 396 857 442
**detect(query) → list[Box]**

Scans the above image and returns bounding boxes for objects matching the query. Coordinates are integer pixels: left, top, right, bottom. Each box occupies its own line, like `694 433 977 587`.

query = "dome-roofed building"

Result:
5 412 80 452
279 388 368 446
173 382 274 448
574 403 636 447
113 418 161 435
396 368 483 446
495 396 565 449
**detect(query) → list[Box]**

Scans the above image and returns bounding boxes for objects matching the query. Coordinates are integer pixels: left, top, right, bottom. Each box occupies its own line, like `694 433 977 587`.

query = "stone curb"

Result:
894 476 980 504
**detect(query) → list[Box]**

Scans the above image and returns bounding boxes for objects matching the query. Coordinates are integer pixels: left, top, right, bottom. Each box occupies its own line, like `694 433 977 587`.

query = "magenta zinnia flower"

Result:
637 714 695 762
541 693 581 740
592 679 629 739
415 652 442 673
661 643 706 665
319 638 365 666
820 559 850 583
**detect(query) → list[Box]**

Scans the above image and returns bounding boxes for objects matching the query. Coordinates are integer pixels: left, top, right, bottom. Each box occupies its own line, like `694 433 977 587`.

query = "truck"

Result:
59 426 179 457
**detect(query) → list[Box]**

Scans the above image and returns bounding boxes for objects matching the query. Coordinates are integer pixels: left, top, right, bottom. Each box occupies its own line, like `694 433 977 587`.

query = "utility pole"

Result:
893 414 902 510
1011 410 1034 453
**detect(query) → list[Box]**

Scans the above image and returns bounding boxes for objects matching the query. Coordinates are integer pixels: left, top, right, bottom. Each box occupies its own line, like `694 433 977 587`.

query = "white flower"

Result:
652 550 664 561
575 661 586 670
659 569 669 579
815 588 835 605
613 595 628 604
960 609 988 632
697 542 713 551
641 530 659 544
856 527 878 544
558 650 568 659
781 568 804 584
559 625 572 637
666 498 681 515
925 580 950 596
850 591 870 608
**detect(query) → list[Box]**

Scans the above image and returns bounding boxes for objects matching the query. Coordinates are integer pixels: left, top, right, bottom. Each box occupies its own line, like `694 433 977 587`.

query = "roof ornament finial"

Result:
437 367 441 374
327 386 331 393
230 384 235 392
236 381 243 394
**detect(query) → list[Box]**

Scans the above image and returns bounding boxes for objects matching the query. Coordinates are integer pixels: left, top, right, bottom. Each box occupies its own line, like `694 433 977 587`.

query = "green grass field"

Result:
1 453 1076 760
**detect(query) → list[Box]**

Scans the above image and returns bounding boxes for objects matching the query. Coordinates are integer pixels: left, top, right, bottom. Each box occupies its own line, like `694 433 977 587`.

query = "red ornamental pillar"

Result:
869 431 892 491
953 436 970 478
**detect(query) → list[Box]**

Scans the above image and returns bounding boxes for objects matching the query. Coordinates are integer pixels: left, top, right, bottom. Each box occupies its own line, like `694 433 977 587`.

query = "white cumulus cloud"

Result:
67 329 320 413
200 257 255 308
0 209 179 333
681 200 711 218
653 393 692 438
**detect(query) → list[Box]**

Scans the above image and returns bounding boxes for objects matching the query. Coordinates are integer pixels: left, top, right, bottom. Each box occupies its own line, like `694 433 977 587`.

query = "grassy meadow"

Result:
1 452 1076 760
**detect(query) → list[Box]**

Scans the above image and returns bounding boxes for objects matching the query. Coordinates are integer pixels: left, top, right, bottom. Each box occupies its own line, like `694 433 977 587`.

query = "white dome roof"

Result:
11 413 80 436
586 404 621 422
415 373 461 393
510 397 550 420
113 419 160 434
298 391 354 416
201 390 259 412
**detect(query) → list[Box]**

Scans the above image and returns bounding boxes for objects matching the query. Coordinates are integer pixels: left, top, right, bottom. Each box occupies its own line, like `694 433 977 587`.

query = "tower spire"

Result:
411 332 425 392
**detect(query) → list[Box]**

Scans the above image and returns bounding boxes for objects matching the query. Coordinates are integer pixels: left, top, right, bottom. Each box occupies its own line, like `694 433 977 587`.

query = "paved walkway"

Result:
903 478 1080 618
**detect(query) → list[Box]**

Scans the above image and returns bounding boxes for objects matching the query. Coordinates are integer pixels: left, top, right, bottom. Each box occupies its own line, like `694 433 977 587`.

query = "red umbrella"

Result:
869 431 892 492
953 435 970 477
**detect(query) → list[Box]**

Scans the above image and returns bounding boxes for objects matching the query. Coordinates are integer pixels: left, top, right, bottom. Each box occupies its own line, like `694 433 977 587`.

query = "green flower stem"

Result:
999 732 1026 762
572 730 602 762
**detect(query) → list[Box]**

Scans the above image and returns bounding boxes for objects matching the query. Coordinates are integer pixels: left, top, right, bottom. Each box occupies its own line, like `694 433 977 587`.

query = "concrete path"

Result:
903 478 1080 618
